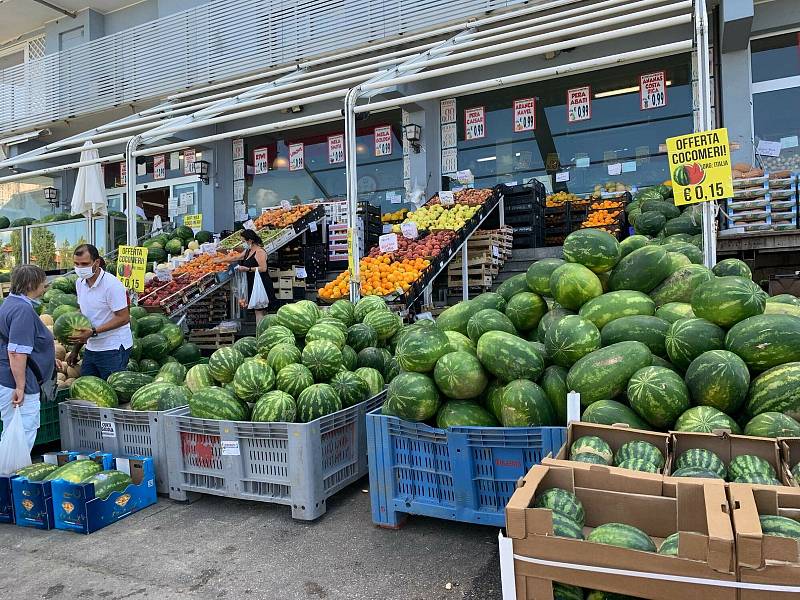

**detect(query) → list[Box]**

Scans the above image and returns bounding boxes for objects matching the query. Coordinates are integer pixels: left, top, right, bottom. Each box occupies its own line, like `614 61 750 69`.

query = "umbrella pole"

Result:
125 136 141 246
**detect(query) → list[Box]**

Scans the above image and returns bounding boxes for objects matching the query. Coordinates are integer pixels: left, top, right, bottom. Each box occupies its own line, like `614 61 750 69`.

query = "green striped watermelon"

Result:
208 347 245 384
354 367 384 397
252 390 297 422
257 325 296 357
655 302 695 323
581 400 651 430
354 295 389 323
255 315 272 338
467 308 517 342
535 308 574 343
496 273 530 302
691 276 766 328
600 315 670 358
566 341 653 407
571 453 609 465
713 258 752 279
673 405 741 434
735 473 781 485
684 350 750 415
526 258 565 296
301 340 343 382
14 463 59 481
276 363 315 399
578 291 655 329
627 366 690 429
172 342 202 364
340 345 358 371
664 251 692 274
498 379 555 427
444 330 477 356
661 242 702 265
316 317 349 336
266 343 302 372
396 326 451 373
330 370 371 407
189 387 248 421
363 309 402 341
570 436 613 464
544 315 601 368
305 322 347 349
185 364 215 393
616 458 659 473
70 376 118 408
156 361 187 385
744 412 800 438
725 314 800 371
608 245 671 294
665 318 725 370
231 336 258 358
436 400 498 428
587 523 656 552
534 488 585 526
759 515 800 540
136 314 165 337
674 449 727 479
477 330 545 383
671 466 723 479
615 441 664 469
764 302 800 318
43 460 103 483
549 263 603 310
159 323 185 353
231 359 275 402
347 323 378 352
275 300 320 335
552 513 584 540
140 333 170 361
433 351 488 400
729 455 776 480
562 228 621 274
296 383 342 422
619 235 650 258
769 294 800 307
130 382 190 411
357 347 391 373
328 299 356 327
659 533 680 556
745 362 800 419
383 371 440 422
634 211 666 236
504 292 547 332
540 365 568 424
107 371 154 402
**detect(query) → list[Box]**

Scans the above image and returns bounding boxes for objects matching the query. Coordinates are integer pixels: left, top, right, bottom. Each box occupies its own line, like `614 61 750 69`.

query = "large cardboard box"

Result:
505 463 736 600
778 437 800 486
729 482 800 598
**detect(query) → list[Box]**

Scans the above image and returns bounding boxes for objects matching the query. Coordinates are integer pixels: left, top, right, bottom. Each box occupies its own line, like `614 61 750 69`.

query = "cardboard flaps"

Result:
779 437 800 487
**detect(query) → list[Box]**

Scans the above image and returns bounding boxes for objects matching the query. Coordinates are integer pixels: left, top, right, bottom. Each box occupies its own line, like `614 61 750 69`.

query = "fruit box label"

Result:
666 128 733 207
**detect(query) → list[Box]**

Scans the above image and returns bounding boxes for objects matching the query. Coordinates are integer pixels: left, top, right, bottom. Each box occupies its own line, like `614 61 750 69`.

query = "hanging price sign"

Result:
513 98 536 132
328 135 344 164
232 138 244 160
464 107 486 140
667 128 733 207
153 155 166 180
440 99 456 124
378 233 398 253
253 148 269 174
374 126 393 157
116 245 147 293
640 71 667 110
280 200 292 210
183 148 196 175
289 143 304 171
567 87 591 122
400 222 418 239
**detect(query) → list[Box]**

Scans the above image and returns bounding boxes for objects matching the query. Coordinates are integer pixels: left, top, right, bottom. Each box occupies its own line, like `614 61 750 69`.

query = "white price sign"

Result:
640 71 667 110
492 245 500 258
400 222 418 239
233 179 245 201
555 171 570 183
280 200 292 210
101 421 117 438
513 98 536 132
756 140 782 158
153 154 166 180
441 148 458 175
567 86 592 122
294 266 307 279
441 123 457 149
374 126 393 157
232 138 244 160
120 161 127 185
243 219 256 231
607 163 622 176
328 134 345 164
440 98 456 124
464 106 486 140
183 148 196 175
289 143 304 171
179 192 194 207
233 159 245 181
378 233 399 253
221 441 240 456
253 147 269 174
439 191 455 206
309 220 317 233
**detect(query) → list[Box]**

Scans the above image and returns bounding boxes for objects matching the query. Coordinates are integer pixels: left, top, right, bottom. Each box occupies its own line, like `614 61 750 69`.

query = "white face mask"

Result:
75 265 95 279
242 242 251 250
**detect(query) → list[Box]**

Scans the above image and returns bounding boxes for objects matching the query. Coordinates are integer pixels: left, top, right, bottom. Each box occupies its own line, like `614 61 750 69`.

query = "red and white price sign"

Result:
567 87 592 122
289 143 304 171
378 233 398 253
153 154 166 180
374 126 393 157
440 98 456 124
253 148 269 174
464 107 486 140
328 134 344 164
640 71 667 110
513 98 536 132
120 161 127 185
183 148 196 175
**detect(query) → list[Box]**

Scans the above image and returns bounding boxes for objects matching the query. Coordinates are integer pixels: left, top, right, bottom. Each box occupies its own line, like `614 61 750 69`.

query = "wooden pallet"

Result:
447 271 494 289
187 328 237 350
447 252 503 269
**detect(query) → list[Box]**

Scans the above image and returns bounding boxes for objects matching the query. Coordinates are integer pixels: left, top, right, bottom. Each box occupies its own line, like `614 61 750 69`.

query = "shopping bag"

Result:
0 408 32 475
248 273 270 310
233 271 249 308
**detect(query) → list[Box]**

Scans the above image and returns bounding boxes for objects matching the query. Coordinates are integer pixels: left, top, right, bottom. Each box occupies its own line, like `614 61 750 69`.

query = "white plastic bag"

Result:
248 272 270 310
0 408 32 475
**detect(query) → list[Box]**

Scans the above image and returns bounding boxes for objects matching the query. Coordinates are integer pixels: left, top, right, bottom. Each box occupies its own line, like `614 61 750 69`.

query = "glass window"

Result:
751 32 800 83
0 176 56 222
753 87 800 171
455 57 693 194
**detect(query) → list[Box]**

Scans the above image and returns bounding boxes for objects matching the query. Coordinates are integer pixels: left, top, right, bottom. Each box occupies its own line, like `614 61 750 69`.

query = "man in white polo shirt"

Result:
67 244 133 380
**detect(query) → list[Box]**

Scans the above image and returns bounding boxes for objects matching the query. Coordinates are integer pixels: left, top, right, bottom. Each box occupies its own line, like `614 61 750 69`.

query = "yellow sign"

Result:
184 213 203 229
116 245 147 293
347 227 358 283
666 128 733 206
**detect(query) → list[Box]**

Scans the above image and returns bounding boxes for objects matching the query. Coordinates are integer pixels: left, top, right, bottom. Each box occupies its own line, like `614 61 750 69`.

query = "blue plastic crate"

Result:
366 408 566 528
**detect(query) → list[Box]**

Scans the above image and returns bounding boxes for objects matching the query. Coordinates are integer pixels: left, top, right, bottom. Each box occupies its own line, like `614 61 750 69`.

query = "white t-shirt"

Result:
76 270 134 352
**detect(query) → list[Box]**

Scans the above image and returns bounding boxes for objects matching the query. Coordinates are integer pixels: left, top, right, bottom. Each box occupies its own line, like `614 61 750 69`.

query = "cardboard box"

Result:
545 422 670 474
505 463 736 600
779 437 800 486
0 476 13 524
729 482 800 598
52 456 157 534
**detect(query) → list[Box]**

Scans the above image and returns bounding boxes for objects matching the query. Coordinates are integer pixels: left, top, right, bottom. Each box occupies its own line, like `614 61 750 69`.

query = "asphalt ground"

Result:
0 476 503 600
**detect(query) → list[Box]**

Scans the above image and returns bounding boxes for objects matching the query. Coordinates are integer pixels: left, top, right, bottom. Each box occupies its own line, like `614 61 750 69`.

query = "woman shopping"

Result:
216 229 277 323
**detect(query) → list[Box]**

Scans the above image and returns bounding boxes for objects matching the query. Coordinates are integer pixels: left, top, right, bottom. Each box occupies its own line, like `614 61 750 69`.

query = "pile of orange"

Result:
581 209 621 228
589 200 624 211
318 255 430 300
173 251 232 277
254 203 316 229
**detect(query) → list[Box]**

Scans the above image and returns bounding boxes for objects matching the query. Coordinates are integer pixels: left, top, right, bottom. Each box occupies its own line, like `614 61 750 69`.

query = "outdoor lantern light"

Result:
193 160 210 184
404 124 422 153
44 186 59 209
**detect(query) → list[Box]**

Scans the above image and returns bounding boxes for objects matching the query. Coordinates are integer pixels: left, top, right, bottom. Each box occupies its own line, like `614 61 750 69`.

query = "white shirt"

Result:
75 270 134 352
125 206 147 218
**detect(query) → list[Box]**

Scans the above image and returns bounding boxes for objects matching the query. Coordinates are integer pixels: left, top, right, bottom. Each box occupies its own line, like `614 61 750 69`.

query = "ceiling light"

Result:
594 80 673 99
477 156 496 162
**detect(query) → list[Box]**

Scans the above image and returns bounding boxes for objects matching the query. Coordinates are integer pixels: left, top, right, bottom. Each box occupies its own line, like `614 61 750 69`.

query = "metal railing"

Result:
0 0 526 134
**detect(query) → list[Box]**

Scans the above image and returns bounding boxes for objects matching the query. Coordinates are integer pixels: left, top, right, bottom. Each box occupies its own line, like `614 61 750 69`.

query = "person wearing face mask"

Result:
0 265 60 450
67 244 133 380
215 229 276 323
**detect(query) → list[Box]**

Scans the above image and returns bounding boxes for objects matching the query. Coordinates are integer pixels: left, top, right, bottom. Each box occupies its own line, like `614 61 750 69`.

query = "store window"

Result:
0 176 56 222
243 111 405 215
455 56 693 194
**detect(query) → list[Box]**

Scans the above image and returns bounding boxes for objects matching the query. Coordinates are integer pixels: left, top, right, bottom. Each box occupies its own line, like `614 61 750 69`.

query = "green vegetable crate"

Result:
0 389 69 447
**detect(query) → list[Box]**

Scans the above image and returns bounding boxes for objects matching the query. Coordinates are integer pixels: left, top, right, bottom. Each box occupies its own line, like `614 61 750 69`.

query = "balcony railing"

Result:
0 0 526 134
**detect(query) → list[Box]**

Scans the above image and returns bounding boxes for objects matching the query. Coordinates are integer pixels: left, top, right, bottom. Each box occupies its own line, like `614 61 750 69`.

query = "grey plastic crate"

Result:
164 392 385 520
59 400 185 495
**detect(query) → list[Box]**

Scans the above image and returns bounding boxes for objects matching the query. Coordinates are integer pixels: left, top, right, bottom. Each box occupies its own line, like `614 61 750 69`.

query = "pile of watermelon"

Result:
14 460 133 499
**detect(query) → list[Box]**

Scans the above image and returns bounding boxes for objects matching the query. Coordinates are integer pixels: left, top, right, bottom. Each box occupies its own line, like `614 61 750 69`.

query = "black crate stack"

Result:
502 181 545 249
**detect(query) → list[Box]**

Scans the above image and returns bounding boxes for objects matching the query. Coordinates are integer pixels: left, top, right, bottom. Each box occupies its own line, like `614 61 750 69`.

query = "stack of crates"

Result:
725 173 798 233
502 181 545 249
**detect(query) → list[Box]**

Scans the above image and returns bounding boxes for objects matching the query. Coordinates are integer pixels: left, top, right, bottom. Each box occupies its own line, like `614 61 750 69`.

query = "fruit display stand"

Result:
164 391 385 520
366 407 565 528
58 400 188 495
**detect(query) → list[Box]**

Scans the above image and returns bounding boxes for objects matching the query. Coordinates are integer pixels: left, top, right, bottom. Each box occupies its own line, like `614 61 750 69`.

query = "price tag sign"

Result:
233 180 245 201
378 233 398 253
280 200 292 210
184 213 203 231
567 87 591 122
233 159 245 181
183 148 196 175
374 126 393 157
232 138 244 160
756 140 782 158
555 171 570 183
254 148 269 174
441 123 457 149
667 127 733 207
441 148 457 175
513 98 536 132
309 220 317 233
294 266 307 279
289 143 304 171
456 169 474 184
607 163 622 176
120 161 127 185
440 98 456 124
100 421 117 439
116 245 148 293
640 71 667 110
201 242 217 256
439 191 455 206
401 222 418 239
464 107 486 140
221 441 240 456
243 219 256 231
382 224 393 234
328 134 345 164
153 154 166 180
492 245 500 259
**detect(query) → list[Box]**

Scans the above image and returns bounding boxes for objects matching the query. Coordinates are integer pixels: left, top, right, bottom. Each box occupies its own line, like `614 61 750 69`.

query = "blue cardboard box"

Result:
53 456 157 534
0 477 12 524
13 452 111 530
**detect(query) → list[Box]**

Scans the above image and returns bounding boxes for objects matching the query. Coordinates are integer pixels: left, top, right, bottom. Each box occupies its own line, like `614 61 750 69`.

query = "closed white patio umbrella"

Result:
71 141 107 217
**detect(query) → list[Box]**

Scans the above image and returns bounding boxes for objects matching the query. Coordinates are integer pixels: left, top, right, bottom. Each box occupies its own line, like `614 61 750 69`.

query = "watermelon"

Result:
570 436 613 464
328 299 356 326
655 302 695 324
107 371 154 402
128 305 148 320
671 466 724 479
534 488 585 526
184 364 215 393
276 363 315 399
189 387 248 421
566 341 653 407
601 315 670 358
232 336 258 358
504 292 547 332
764 302 800 318
383 372 440 422
362 309 402 341
54 294 78 308
467 308 517 342
658 533 680 556
634 211 666 236
306 322 347 349
661 242 702 265
713 258 751 279
616 458 659 473
725 314 800 371
673 406 741 434
769 294 800 307
543 315 601 368
444 330 477 356
301 340 343 382
744 412 800 438
587 523 656 552
684 350 750 415
578 291 655 330
674 449 727 479
526 258 566 296
156 361 187 384
663 214 702 237
396 326 451 373
691 276 766 328
496 273 530 302
562 229 621 274
641 199 680 220
130 339 143 361
735 473 781 485
619 235 650 258
357 347 390 372
615 440 664 469
552 513 585 540
130 382 190 411
330 370 370 408
43 460 103 483
138 358 160 374
354 367 384 397
266 343 301 373
174 225 195 242
275 300 320 335
50 276 76 294
346 323 378 352
435 301 476 336
477 330 545 383
194 230 213 244
549 263 603 310
433 351 488 400
14 463 59 481
729 455 777 481
232 359 275 402
582 400 651 429
608 245 671 294
745 362 800 419
540 365 568 424
436 400 498 428
172 342 202 365
51 304 79 321
354 295 389 322
137 315 165 337
295 383 342 422
665 318 725 370
53 312 93 345
571 453 609 465
207 347 245 384
70 376 118 408
535 308 574 343
759 515 800 540
626 366 689 429
252 390 297 423
140 333 169 361
339 345 358 371
164 238 183 256
649 264 714 306
498 379 554 427
316 317 349 336
255 316 272 338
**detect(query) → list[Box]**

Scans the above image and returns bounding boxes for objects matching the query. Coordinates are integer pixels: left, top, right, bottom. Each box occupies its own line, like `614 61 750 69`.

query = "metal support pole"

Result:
498 194 505 228
695 0 717 268
462 243 469 302
344 88 362 302
125 136 142 246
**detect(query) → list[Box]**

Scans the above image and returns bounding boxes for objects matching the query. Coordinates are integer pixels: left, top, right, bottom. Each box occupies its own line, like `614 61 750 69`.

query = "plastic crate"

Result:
58 401 186 495
164 392 386 520
366 408 566 528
